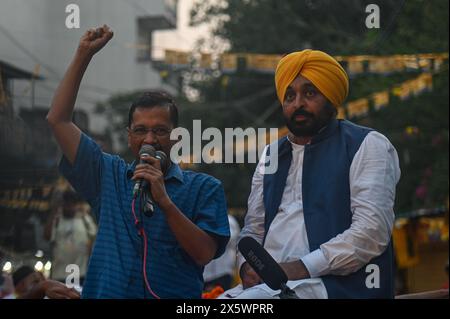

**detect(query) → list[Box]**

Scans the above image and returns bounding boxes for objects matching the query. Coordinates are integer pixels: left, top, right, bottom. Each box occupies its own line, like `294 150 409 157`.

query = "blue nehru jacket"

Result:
60 133 230 298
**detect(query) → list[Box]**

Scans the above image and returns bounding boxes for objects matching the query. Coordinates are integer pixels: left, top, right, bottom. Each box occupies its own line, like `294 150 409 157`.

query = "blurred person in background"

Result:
44 189 97 285
9 265 79 299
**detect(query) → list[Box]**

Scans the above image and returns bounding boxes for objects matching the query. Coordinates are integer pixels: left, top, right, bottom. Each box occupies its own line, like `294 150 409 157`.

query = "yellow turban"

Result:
275 49 349 108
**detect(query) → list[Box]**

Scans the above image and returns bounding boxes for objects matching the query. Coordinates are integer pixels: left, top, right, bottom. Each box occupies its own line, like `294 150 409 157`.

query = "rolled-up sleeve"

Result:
301 131 401 276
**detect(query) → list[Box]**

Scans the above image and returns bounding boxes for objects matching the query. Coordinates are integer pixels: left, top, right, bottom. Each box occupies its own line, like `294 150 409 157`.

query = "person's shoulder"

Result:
339 119 381 145
82 132 127 162
340 119 373 134
109 153 130 168
339 119 394 144
97 146 131 174
362 131 396 154
365 130 392 143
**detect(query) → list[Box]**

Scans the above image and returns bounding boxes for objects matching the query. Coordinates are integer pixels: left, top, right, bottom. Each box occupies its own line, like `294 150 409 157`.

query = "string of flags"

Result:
178 71 438 167
253 72 437 159
165 51 445 167
162 50 448 76
341 72 434 119
0 186 53 212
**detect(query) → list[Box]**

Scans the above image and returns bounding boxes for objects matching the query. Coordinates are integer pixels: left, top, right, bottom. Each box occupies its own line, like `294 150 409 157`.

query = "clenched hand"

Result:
78 24 113 57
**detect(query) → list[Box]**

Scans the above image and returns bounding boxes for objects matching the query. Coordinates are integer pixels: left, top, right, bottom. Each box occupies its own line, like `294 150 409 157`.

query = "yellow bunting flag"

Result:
221 54 238 72
164 50 190 66
346 56 365 75
372 91 390 111
346 98 369 118
200 53 212 69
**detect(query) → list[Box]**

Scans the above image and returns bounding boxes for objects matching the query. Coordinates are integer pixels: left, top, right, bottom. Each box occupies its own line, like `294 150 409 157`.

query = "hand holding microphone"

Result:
238 236 299 299
132 144 170 214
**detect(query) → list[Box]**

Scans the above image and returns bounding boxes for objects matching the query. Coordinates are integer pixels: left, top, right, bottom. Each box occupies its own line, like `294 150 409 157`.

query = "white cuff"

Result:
301 249 331 278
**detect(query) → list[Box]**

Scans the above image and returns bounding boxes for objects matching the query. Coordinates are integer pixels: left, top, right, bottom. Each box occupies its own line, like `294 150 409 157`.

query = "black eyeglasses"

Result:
128 126 171 137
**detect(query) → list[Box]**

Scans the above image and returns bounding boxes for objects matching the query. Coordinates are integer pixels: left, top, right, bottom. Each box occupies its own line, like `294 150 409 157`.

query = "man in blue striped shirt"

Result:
47 25 230 298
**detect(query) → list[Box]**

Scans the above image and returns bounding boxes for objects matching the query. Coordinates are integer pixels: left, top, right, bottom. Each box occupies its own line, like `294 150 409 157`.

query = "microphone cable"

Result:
131 197 160 299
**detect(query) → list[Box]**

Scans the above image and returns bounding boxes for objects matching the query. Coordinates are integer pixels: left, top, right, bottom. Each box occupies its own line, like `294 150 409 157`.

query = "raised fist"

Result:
78 24 113 56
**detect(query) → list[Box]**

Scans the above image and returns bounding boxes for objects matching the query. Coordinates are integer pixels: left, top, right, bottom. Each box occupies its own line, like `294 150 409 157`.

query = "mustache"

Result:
290 109 314 121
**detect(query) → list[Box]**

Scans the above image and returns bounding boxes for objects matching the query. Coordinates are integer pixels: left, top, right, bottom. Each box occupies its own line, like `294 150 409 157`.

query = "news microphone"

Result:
238 236 299 299
132 145 170 215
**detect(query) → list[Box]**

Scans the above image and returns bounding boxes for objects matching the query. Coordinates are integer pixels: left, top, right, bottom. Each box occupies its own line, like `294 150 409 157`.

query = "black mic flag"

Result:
238 236 288 290
238 236 299 299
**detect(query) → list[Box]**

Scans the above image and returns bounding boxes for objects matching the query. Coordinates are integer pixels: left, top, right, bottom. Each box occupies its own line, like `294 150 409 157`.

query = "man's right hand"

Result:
78 24 113 57
240 262 262 289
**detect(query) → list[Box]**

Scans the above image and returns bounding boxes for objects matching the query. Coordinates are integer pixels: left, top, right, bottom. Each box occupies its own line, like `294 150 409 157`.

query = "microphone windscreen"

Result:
139 144 156 157
238 236 288 290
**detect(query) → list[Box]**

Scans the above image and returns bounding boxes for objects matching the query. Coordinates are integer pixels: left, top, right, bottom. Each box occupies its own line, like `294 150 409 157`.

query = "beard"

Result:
285 103 336 137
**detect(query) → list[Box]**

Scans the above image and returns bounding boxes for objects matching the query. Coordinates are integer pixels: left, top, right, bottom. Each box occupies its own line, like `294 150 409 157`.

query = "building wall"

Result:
0 0 177 134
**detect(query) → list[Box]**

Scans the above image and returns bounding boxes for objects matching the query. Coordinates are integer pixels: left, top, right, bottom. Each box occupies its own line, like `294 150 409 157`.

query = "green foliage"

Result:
191 0 398 55
368 69 449 213
191 0 448 55
377 0 449 54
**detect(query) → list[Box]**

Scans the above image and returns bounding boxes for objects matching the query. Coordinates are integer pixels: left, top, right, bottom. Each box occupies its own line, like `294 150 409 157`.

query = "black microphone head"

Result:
139 144 156 157
238 236 288 290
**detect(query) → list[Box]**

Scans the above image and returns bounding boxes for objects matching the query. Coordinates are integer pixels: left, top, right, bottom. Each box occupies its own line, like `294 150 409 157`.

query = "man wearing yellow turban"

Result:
222 49 401 299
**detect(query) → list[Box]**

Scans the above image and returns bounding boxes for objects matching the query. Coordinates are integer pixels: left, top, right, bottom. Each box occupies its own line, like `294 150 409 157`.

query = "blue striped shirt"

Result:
60 133 230 298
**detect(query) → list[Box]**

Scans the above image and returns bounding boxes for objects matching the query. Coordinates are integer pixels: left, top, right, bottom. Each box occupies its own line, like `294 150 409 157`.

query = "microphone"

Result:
238 236 299 299
132 144 156 198
132 145 169 216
